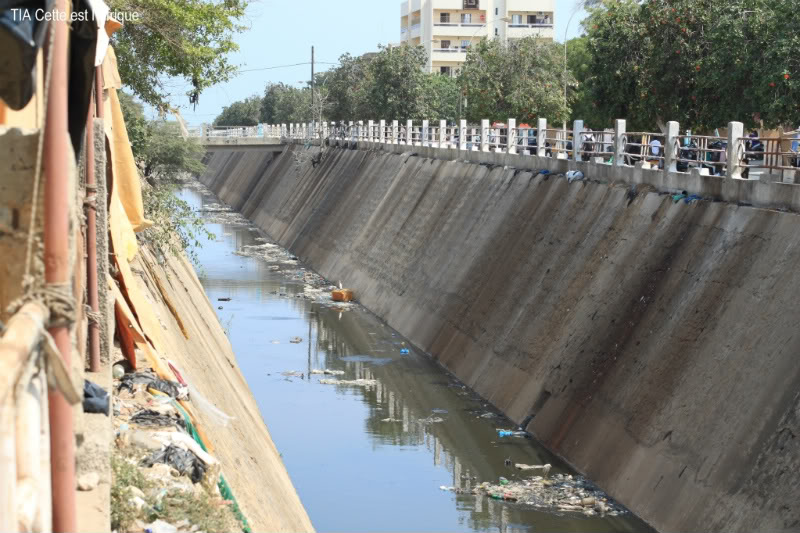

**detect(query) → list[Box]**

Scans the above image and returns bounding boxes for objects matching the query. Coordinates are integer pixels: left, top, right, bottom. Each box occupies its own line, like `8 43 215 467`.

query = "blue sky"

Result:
173 0 589 126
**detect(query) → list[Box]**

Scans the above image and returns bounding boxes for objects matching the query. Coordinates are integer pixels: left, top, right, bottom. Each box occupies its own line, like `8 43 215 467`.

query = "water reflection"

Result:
183 186 649 533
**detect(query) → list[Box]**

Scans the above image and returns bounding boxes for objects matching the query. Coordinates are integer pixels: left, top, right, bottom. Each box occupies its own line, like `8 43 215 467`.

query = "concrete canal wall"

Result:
198 143 800 533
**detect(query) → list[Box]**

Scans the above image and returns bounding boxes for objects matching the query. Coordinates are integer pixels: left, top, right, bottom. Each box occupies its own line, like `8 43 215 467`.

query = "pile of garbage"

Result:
197 203 251 226
111 360 242 532
454 472 627 517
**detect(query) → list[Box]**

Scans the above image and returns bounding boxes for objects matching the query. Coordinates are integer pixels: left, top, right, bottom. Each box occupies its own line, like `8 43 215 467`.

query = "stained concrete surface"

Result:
198 144 800 533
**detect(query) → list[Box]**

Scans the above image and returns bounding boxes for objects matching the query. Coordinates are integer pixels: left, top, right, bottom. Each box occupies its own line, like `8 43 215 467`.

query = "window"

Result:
461 13 472 23
494 27 499 36
495 7 498 15
461 39 470 50
528 14 536 24
440 40 451 49
440 12 450 23
511 14 522 25
463 0 479 9
440 66 452 76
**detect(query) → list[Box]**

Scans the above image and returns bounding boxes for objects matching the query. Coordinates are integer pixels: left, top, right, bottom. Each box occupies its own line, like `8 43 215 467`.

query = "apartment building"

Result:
400 0 555 75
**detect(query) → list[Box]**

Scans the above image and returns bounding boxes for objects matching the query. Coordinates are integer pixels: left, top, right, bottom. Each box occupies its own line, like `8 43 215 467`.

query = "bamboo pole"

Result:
16 367 45 531
0 302 50 532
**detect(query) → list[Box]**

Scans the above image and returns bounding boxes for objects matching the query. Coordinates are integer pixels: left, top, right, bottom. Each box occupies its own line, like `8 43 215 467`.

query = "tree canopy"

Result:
260 83 313 125
584 0 800 130
213 95 262 126
460 37 572 124
109 0 248 109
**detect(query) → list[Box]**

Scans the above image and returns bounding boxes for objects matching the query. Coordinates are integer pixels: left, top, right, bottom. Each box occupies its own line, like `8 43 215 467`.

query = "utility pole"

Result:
311 46 315 124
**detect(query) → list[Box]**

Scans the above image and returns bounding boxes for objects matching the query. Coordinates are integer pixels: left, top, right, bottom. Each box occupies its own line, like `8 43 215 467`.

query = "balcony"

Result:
432 22 489 37
431 47 468 62
410 22 421 38
507 24 554 40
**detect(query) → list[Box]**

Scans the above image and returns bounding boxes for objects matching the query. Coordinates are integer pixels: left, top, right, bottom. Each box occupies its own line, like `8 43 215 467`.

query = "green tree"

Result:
364 45 428 120
324 53 373 121
566 36 606 126
460 37 572 124
213 95 262 126
260 83 312 124
585 0 800 130
118 91 212 262
109 0 248 108
419 74 460 122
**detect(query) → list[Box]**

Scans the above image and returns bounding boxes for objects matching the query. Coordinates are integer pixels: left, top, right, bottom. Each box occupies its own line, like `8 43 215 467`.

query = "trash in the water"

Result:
217 297 231 302
479 412 496 419
83 380 109 415
497 429 529 438
431 408 448 414
471 473 626 516
499 477 509 485
381 418 401 423
516 463 552 477
311 369 345 375
418 415 445 424
281 371 304 378
141 445 207 484
130 409 186 430
399 348 410 354
319 378 377 387
332 289 354 302
289 337 303 344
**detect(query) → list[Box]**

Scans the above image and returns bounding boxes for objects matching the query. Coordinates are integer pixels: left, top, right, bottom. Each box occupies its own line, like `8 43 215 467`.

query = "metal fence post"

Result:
572 120 584 161
508 118 517 155
537 118 547 157
614 119 626 167
727 121 744 179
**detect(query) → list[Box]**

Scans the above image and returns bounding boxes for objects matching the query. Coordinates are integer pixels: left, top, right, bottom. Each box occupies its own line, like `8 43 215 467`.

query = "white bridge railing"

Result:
194 119 800 181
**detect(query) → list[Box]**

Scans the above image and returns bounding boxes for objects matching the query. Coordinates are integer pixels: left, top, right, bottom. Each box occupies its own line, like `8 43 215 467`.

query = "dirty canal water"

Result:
181 184 651 533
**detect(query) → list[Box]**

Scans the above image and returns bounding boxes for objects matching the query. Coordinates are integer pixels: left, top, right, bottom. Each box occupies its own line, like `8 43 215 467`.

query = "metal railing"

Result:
201 118 800 182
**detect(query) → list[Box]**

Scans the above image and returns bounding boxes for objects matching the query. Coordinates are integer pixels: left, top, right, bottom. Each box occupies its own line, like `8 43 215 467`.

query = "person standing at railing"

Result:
649 137 663 169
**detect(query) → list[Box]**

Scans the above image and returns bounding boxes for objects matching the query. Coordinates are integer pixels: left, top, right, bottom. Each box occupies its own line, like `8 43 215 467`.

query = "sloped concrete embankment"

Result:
129 240 314 532
199 145 800 533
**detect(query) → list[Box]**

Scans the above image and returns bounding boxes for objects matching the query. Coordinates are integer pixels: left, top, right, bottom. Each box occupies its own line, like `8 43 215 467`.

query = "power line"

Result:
238 60 338 73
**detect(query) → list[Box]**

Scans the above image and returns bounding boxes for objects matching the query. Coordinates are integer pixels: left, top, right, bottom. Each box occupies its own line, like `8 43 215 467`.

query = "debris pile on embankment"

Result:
110 354 242 533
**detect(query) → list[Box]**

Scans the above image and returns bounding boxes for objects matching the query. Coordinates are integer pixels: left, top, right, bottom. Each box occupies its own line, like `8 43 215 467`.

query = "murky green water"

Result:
183 185 651 533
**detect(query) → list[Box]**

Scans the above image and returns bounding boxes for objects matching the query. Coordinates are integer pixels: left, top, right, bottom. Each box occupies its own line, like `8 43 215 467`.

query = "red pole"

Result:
45 0 77 530
86 75 100 372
